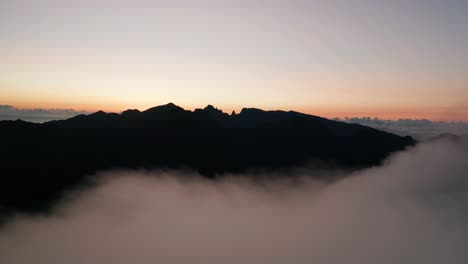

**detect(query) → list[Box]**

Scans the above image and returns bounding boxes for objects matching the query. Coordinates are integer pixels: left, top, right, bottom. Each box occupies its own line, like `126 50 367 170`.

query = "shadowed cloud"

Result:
0 138 467 263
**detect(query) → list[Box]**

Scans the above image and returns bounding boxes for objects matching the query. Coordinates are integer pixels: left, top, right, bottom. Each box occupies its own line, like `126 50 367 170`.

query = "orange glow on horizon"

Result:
1 1 467 123
3 99 467 122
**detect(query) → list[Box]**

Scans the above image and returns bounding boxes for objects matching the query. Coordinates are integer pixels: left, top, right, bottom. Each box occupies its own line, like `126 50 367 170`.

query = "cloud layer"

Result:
0 105 90 123
0 138 468 264
336 117 468 140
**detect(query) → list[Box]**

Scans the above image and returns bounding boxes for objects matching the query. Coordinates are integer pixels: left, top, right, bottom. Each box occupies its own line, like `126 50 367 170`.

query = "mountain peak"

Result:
143 103 185 114
89 110 107 117
192 105 228 119
203 105 224 113
121 109 141 117
239 107 264 115
204 104 217 110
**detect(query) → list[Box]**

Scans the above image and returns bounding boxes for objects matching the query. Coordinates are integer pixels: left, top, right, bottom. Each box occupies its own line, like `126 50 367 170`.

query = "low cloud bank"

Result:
0 105 90 123
1 138 468 264
336 117 468 140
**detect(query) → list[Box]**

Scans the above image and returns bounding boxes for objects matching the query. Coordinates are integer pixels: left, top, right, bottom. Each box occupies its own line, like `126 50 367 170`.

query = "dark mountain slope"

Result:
0 103 415 214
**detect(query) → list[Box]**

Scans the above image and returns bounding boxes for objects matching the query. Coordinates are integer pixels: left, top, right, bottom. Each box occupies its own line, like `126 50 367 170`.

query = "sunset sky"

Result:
1 0 467 121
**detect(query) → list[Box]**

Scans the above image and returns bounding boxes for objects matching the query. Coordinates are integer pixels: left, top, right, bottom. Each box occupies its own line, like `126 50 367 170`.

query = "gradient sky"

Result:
1 0 467 121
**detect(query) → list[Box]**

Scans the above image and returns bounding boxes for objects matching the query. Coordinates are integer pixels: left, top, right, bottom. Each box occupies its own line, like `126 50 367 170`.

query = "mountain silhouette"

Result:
0 103 415 214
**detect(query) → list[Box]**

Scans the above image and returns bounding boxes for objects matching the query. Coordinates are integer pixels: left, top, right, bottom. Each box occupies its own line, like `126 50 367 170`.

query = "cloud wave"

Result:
0 138 467 264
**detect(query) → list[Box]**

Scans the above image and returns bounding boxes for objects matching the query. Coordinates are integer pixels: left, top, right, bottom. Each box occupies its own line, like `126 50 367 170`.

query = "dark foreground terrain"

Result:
0 103 415 214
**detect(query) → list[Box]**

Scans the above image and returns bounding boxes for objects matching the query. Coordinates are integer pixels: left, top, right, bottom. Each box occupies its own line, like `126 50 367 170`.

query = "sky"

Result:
1 0 467 121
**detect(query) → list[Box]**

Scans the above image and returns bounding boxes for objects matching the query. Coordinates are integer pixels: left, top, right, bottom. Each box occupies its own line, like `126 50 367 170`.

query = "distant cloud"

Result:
0 105 14 110
0 105 90 123
335 117 468 140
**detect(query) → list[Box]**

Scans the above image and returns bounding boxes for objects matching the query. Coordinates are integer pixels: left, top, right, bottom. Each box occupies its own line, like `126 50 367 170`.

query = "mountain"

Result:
0 103 415 214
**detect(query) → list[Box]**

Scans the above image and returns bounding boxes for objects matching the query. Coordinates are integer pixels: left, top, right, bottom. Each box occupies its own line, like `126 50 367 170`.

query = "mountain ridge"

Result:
0 103 415 215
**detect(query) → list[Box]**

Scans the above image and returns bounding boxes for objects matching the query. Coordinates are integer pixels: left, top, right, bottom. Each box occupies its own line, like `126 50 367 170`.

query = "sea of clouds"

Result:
336 117 468 140
0 105 90 123
0 137 467 264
